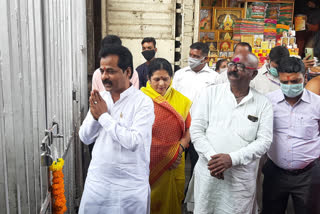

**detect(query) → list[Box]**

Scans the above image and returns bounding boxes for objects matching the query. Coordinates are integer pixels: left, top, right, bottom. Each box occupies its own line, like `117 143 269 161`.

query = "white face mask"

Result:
219 67 228 73
188 57 205 70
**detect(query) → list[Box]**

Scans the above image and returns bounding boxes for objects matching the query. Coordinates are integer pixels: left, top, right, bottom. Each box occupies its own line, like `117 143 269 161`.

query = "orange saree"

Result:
141 82 191 213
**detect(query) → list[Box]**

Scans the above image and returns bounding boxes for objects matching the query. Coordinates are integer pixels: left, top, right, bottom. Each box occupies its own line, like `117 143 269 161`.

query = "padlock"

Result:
41 146 53 167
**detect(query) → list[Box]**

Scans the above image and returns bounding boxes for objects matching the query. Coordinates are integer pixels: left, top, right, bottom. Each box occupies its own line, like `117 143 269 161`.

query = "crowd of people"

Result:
78 35 320 214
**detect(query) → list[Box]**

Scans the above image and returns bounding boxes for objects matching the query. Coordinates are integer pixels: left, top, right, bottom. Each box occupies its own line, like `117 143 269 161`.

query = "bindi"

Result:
233 57 240 62
287 76 291 80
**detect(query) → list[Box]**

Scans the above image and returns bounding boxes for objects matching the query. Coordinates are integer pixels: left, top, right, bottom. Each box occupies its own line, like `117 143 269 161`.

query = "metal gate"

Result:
0 0 87 213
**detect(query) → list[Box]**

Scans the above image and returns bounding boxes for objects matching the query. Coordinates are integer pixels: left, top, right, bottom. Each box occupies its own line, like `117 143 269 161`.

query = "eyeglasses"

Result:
227 62 256 72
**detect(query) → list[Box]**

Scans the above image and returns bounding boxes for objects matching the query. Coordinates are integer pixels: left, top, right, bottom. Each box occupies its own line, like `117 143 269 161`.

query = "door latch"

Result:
40 122 64 167
41 139 53 167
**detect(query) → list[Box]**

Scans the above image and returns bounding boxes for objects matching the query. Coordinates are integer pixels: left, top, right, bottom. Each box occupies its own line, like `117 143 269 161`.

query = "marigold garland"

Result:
50 158 67 214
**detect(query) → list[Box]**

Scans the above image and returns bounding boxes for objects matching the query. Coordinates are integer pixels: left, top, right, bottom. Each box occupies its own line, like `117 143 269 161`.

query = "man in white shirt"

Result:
251 46 290 94
173 42 218 104
190 53 273 214
79 45 155 214
251 46 315 95
172 42 218 179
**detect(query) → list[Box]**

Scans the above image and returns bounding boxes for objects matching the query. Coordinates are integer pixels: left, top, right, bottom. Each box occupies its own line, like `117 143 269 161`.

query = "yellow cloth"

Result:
150 153 185 214
141 81 191 214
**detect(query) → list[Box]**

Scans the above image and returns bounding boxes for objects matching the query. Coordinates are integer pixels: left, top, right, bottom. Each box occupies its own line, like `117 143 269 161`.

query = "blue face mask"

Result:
268 65 279 77
280 83 304 98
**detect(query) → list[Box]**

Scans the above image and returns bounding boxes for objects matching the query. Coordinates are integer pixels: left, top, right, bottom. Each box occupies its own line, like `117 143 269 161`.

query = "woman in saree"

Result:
141 58 192 213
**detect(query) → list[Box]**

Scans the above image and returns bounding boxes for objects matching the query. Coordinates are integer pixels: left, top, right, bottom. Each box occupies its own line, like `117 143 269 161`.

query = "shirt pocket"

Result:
295 116 317 140
120 147 138 165
234 115 259 142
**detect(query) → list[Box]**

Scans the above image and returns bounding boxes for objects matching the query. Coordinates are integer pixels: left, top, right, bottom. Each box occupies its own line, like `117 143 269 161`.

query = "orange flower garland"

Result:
49 158 67 214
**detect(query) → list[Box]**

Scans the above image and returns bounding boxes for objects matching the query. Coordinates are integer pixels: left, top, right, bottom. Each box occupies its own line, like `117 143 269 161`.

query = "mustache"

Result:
228 71 239 78
102 79 112 85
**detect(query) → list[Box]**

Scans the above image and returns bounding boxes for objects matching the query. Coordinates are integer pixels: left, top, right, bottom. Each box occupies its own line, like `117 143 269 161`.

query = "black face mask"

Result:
142 50 156 61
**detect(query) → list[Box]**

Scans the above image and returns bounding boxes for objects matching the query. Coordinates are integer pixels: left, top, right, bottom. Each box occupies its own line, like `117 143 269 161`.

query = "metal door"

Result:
40 0 88 212
0 0 87 213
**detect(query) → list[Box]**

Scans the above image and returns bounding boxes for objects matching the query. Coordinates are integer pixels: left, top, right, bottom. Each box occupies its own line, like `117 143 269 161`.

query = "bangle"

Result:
179 144 185 152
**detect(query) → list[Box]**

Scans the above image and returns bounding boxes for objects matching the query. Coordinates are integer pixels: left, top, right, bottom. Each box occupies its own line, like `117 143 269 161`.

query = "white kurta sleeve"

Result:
229 100 273 166
98 98 155 151
79 110 101 145
172 70 181 90
190 88 217 161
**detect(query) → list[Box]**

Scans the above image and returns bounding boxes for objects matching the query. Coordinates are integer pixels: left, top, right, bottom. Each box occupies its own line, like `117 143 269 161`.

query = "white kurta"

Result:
190 83 273 214
78 86 155 214
172 64 218 106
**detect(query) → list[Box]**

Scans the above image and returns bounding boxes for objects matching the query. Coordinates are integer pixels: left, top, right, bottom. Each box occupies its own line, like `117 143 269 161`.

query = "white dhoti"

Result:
79 175 150 214
193 157 258 214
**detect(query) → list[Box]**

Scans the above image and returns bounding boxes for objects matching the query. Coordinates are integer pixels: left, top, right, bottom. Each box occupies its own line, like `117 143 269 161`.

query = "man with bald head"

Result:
215 42 253 84
189 53 273 213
